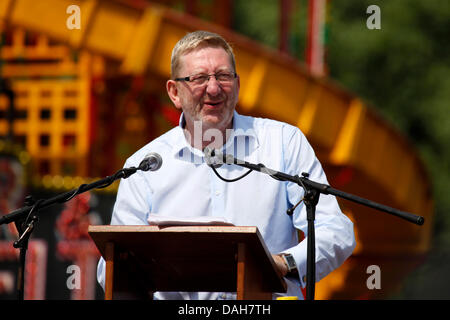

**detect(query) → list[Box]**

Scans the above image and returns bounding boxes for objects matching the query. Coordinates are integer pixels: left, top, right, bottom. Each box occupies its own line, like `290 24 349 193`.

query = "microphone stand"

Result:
212 150 424 300
0 162 149 300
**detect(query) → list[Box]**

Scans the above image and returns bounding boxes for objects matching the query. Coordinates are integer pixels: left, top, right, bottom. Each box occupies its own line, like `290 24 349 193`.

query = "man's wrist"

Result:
280 253 298 276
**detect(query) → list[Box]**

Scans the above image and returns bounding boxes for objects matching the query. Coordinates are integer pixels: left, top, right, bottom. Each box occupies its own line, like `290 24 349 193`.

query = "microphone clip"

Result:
204 147 223 168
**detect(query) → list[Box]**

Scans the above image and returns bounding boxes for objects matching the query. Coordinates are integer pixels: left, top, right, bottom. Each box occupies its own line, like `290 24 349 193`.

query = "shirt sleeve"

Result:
97 159 153 290
281 126 356 288
110 160 153 225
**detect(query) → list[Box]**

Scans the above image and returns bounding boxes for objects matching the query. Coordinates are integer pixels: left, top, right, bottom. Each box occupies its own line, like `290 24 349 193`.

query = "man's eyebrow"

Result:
215 66 233 72
188 66 232 75
186 69 207 75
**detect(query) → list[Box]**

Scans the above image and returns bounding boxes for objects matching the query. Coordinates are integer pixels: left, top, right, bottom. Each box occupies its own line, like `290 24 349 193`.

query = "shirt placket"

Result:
208 164 226 218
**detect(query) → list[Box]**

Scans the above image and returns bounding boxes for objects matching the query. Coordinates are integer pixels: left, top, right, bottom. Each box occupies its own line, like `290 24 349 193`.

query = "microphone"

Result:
203 147 224 168
138 152 162 172
203 147 214 160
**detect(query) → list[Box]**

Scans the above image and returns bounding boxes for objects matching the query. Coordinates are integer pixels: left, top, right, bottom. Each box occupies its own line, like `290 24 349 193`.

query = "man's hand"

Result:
272 254 289 277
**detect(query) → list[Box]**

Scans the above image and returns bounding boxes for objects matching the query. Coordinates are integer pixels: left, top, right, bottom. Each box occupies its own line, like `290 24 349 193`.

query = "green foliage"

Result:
233 0 280 48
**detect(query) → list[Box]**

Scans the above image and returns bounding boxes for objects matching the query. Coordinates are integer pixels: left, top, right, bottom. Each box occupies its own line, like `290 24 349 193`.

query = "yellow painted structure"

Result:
0 26 103 177
0 0 433 299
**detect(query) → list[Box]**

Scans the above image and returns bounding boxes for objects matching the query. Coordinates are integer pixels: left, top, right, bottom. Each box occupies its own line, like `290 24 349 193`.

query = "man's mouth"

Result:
203 101 223 108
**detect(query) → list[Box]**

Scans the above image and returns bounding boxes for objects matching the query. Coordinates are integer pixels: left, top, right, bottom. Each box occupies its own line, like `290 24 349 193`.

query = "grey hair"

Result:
170 30 236 78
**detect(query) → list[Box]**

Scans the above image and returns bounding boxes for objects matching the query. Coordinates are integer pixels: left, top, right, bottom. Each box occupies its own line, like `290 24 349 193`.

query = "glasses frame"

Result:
174 72 237 86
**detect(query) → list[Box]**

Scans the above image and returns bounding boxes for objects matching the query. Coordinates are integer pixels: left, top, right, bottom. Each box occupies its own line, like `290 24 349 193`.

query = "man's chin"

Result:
200 114 232 130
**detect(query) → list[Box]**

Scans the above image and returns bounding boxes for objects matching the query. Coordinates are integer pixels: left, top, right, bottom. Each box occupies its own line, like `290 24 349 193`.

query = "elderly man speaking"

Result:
97 30 356 300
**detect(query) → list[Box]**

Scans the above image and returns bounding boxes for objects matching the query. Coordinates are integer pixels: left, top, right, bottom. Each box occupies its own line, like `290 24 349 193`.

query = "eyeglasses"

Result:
174 72 237 87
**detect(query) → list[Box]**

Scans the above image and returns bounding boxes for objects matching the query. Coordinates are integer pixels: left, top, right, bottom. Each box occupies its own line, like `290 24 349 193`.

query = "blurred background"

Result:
0 0 448 299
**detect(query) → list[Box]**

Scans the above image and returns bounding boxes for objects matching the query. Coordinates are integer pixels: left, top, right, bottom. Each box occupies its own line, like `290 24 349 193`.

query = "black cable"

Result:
210 165 253 182
23 199 43 228
61 169 126 203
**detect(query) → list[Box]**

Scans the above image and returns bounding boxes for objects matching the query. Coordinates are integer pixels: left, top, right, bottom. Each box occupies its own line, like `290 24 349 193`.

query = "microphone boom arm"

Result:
1 165 145 226
214 150 424 226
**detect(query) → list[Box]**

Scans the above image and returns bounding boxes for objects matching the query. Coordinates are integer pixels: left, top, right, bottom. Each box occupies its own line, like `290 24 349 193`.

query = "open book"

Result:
147 214 235 227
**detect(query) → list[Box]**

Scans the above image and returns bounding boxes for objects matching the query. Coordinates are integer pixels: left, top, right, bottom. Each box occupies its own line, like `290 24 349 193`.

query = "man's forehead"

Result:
178 46 233 72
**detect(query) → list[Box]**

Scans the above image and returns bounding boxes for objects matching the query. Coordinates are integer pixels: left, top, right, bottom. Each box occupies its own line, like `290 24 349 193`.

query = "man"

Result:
97 30 356 300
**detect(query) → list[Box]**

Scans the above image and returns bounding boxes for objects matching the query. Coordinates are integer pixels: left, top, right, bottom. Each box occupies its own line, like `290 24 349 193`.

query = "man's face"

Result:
167 46 240 135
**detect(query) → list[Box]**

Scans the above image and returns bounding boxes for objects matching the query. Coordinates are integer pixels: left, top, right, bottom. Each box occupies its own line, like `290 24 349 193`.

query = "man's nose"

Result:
205 76 221 96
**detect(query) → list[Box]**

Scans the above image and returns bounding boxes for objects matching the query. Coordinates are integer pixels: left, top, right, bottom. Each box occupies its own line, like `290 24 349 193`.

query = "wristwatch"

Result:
281 253 298 276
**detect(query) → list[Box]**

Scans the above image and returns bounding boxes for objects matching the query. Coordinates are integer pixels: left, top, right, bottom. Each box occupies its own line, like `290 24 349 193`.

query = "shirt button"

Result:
215 191 220 196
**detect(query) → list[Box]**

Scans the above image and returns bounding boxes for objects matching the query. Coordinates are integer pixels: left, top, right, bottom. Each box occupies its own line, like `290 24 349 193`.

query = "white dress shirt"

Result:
97 111 356 300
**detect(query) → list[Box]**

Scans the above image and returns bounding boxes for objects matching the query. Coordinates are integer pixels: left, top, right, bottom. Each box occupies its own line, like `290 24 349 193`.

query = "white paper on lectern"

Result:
147 214 235 226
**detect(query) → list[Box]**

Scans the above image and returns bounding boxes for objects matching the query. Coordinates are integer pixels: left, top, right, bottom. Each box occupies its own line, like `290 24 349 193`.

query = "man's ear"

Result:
166 80 182 110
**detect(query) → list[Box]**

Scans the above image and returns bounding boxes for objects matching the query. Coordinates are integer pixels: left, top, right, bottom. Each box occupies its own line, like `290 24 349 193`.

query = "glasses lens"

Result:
190 74 209 85
215 73 234 83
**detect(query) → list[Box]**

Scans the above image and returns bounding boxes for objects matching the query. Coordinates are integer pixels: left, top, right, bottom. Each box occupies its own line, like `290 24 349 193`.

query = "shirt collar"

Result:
171 110 260 160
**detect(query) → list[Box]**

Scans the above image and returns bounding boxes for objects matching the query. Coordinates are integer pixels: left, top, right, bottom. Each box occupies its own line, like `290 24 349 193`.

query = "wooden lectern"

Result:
88 225 287 300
